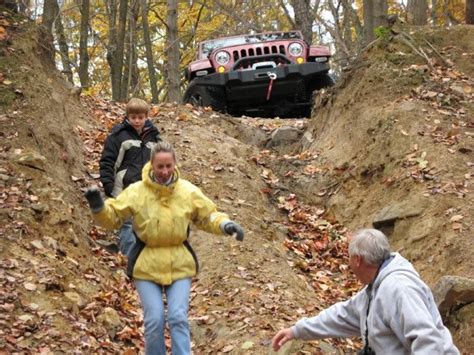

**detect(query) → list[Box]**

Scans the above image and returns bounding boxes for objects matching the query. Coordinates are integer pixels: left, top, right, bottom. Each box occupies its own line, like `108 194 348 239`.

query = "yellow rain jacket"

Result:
93 162 229 285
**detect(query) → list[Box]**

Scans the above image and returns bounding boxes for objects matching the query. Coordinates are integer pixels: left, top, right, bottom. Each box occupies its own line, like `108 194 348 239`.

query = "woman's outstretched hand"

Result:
222 221 244 241
84 186 104 213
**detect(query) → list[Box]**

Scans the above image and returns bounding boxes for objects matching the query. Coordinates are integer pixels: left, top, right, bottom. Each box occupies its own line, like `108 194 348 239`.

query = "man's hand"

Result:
84 186 104 213
272 328 294 352
221 221 244 241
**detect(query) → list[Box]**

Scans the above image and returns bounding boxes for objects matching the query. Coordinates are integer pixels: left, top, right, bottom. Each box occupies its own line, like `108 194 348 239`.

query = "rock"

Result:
18 314 34 322
48 212 70 225
450 85 465 96
30 240 45 250
241 340 254 350
268 339 294 355
274 223 289 237
189 319 207 339
0 173 10 181
319 340 338 353
11 150 47 170
64 291 86 309
301 131 315 147
399 101 417 112
67 228 79 247
43 236 58 250
30 203 47 213
268 127 301 147
98 307 121 336
372 201 424 229
432 276 474 318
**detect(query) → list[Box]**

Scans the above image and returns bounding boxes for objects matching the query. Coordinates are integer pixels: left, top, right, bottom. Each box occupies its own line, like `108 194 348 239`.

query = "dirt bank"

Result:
1 12 471 353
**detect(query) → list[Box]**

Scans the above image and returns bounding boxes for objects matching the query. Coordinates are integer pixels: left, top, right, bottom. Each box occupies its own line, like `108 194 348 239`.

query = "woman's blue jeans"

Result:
135 278 192 355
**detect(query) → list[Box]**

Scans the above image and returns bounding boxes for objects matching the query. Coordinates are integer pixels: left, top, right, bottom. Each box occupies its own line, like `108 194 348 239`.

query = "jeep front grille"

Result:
233 45 286 64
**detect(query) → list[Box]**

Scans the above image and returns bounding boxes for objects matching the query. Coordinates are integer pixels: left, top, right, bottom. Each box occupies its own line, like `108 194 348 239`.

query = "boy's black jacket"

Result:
99 118 161 197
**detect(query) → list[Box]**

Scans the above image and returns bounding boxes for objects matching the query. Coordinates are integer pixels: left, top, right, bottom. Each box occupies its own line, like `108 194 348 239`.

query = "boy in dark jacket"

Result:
99 98 161 255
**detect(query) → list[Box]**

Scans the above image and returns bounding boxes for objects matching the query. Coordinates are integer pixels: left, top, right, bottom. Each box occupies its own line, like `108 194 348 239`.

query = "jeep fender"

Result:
187 59 213 80
309 45 331 58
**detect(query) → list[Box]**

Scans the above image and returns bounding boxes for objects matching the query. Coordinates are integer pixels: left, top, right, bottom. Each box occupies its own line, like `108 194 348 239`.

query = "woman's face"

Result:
152 152 176 184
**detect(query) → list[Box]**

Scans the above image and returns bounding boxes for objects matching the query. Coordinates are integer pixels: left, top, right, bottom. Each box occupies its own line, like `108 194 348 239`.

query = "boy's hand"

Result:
221 221 244 241
103 183 114 198
85 186 104 213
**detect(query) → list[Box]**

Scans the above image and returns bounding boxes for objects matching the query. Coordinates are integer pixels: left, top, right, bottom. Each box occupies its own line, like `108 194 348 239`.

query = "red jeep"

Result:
183 31 332 117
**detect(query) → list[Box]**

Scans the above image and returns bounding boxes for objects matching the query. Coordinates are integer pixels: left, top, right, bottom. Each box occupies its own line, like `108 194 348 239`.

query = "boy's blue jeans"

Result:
118 220 136 256
135 278 192 355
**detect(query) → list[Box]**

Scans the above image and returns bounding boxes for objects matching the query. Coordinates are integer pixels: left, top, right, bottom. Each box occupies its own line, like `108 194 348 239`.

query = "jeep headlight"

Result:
215 51 230 65
288 42 303 56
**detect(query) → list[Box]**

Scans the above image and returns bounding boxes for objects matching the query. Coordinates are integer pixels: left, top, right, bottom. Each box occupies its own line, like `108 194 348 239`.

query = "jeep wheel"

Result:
309 73 335 92
183 82 226 113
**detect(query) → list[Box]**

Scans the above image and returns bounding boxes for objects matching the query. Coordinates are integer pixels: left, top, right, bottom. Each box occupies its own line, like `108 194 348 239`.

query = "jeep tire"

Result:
183 81 226 113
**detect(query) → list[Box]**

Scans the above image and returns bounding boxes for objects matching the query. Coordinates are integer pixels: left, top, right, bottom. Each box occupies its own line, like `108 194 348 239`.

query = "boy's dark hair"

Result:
126 98 149 115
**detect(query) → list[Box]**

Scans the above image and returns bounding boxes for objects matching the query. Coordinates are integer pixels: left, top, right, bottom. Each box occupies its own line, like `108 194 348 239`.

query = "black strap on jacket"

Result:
360 255 395 355
362 284 375 355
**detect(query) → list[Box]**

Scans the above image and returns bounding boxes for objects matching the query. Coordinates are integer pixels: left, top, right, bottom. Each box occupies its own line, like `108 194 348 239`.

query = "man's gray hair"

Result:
349 229 391 265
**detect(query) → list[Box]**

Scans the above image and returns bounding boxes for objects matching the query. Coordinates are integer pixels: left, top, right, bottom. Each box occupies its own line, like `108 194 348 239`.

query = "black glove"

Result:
221 221 244 241
103 183 114 198
84 186 104 213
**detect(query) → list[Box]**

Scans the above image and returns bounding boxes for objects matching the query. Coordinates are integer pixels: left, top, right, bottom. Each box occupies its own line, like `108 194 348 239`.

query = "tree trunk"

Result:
165 0 180 103
407 0 428 25
107 0 128 101
122 0 139 100
341 0 354 67
42 0 55 34
290 0 313 44
431 0 438 24
49 0 73 83
79 0 90 87
141 0 159 103
114 0 128 101
363 0 375 43
443 0 450 24
42 0 56 60
467 0 474 24
373 0 388 28
106 0 118 99
130 0 140 98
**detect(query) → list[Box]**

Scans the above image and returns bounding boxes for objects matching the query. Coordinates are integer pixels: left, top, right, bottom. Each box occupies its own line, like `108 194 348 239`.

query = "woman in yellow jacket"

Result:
85 141 244 355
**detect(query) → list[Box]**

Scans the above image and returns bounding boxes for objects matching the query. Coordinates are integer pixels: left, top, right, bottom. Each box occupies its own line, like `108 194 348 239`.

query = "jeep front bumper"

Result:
191 62 330 104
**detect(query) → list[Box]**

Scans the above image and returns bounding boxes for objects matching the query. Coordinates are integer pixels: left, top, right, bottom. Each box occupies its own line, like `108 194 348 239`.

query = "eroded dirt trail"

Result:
1 15 472 354
79 100 361 354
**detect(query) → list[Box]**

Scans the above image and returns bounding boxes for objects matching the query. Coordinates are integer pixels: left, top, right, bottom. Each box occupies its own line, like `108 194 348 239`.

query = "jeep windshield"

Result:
201 31 302 57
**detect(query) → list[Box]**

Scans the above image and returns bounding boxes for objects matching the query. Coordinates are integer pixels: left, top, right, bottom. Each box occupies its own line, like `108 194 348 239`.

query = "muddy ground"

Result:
1 12 472 354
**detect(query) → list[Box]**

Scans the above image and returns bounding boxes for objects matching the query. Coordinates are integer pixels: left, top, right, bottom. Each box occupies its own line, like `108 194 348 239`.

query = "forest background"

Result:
5 0 474 104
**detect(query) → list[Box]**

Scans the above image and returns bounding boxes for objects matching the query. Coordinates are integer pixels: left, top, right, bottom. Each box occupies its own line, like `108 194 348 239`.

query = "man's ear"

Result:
355 255 363 267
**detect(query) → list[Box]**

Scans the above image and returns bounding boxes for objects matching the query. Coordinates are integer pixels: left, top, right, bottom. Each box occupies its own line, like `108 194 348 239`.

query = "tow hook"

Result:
266 72 277 101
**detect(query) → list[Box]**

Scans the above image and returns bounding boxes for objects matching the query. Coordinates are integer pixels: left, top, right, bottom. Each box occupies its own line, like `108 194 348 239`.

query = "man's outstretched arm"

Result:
272 291 365 351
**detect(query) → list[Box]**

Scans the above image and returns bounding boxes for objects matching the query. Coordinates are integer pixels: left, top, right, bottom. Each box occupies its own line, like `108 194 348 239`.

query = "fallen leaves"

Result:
0 25 8 41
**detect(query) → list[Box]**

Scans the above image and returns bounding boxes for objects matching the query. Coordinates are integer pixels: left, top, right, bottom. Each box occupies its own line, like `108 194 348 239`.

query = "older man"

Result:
272 229 459 354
